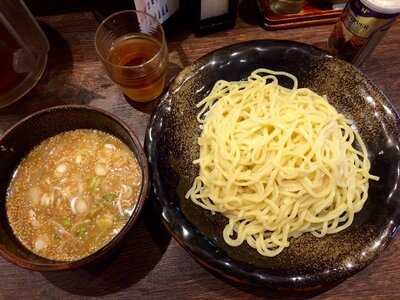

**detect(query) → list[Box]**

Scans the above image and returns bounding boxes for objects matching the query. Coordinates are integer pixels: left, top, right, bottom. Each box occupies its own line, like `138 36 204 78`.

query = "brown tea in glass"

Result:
95 10 168 103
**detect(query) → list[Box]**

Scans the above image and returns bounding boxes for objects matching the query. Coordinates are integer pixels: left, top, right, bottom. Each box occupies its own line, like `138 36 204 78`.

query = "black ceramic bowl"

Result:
146 40 400 289
0 105 149 271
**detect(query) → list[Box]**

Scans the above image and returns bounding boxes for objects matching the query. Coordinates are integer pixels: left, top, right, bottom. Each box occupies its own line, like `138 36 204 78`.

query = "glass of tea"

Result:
95 10 168 102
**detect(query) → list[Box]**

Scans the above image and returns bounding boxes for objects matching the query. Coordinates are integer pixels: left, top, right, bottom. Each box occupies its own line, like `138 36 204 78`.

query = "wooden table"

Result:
1 4 399 300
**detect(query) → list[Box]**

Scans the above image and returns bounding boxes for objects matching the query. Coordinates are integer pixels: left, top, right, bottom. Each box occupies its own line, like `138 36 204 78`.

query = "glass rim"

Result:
94 9 166 70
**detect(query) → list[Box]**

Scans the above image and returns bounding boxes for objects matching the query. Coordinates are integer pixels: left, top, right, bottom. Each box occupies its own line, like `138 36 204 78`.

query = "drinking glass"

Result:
0 0 49 109
95 10 168 102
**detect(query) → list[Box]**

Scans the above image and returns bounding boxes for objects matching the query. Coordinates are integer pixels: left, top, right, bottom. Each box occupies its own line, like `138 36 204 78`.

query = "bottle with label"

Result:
181 0 239 35
328 0 400 67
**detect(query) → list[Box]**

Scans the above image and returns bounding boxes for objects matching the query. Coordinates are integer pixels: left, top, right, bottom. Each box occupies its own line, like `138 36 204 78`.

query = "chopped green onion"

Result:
101 193 117 203
62 218 71 228
89 176 101 192
75 226 87 238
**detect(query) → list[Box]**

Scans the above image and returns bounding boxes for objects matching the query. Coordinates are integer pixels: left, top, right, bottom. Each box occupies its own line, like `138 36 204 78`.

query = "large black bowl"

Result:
146 40 400 289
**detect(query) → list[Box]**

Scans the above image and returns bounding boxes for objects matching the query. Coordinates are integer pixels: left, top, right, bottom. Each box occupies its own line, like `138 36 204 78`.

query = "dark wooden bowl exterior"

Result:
0 105 149 271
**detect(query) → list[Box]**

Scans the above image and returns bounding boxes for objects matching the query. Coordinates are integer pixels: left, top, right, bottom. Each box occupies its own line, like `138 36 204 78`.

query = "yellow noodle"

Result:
186 68 379 257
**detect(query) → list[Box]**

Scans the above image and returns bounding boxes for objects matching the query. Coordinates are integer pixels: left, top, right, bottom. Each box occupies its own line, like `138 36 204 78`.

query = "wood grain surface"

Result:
0 2 399 299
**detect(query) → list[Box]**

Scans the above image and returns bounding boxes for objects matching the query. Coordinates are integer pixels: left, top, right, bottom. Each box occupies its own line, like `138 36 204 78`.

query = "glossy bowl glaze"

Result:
146 40 400 289
0 105 149 271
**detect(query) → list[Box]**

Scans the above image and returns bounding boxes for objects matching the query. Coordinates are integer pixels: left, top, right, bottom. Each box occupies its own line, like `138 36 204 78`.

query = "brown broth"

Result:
6 129 142 261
